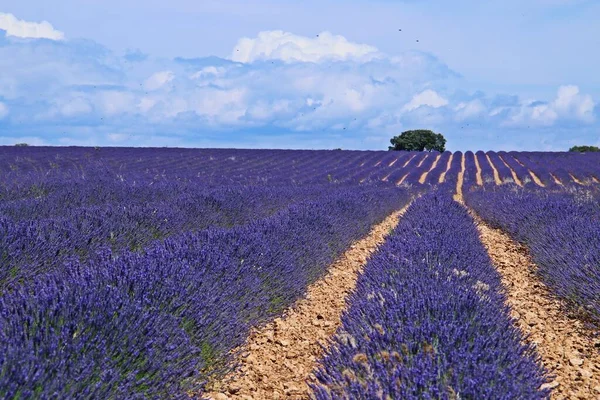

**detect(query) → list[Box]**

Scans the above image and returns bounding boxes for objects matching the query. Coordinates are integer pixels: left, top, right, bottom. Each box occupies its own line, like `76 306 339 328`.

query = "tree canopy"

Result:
388 130 446 152
569 145 600 152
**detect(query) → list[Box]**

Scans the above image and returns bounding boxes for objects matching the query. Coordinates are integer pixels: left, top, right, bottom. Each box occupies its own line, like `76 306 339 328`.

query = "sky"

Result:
0 0 599 151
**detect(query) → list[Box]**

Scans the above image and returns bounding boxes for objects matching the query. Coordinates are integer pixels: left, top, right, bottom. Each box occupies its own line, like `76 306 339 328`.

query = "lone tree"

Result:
388 129 446 152
569 145 600 152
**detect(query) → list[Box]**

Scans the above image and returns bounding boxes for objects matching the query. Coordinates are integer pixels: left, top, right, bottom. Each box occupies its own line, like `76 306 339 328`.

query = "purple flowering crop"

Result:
311 192 549 399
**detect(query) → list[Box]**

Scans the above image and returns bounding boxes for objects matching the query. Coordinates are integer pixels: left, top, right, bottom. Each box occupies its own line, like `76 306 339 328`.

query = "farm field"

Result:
1 146 600 399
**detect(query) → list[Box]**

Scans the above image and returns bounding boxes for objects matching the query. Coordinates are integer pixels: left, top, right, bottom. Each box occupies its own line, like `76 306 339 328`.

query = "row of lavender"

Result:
3 147 600 194
0 170 413 398
465 186 600 327
0 177 341 288
311 192 549 399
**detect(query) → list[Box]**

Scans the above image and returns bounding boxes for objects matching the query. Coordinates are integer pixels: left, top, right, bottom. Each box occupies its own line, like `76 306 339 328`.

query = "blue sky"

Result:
0 0 598 151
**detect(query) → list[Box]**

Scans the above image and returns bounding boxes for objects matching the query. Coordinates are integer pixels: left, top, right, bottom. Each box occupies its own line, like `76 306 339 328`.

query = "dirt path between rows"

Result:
485 153 503 185
498 155 523 186
419 154 441 184
453 153 465 202
474 218 600 399
439 152 454 183
473 153 483 186
203 206 410 400
528 170 545 187
569 173 585 186
550 173 563 186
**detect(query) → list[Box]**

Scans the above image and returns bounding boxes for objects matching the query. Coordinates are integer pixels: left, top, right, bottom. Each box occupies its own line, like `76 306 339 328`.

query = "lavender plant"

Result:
311 192 549 399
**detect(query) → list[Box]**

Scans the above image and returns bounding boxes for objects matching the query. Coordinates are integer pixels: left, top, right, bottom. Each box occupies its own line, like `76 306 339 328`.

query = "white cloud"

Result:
0 101 8 119
552 85 595 122
230 30 381 63
143 71 175 91
454 99 485 121
402 89 448 112
0 12 64 40
504 85 595 126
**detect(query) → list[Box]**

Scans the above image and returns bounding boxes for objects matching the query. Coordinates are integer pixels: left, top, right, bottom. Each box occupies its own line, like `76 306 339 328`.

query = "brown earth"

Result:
453 153 465 202
439 152 454 183
388 156 400 167
498 155 523 186
402 154 417 168
202 206 410 400
569 173 585 186
419 154 441 184
550 173 563 185
485 153 503 185
396 173 409 185
474 218 600 399
528 169 546 187
473 153 483 186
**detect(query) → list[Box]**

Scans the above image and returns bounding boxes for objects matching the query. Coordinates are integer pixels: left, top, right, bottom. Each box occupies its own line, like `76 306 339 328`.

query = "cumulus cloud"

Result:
230 30 381 63
402 89 449 112
0 12 65 40
0 25 598 150
454 99 486 121
504 85 595 126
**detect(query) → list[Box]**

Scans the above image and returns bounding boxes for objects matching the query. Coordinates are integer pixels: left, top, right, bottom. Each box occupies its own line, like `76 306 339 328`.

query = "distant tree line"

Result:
569 145 600 152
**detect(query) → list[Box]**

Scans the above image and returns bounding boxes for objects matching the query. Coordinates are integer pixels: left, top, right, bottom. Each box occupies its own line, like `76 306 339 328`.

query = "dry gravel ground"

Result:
475 219 600 399
203 206 409 400
485 153 503 185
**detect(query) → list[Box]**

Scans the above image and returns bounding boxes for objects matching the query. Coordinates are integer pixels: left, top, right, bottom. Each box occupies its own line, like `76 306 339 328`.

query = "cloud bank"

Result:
0 12 65 40
0 16 597 151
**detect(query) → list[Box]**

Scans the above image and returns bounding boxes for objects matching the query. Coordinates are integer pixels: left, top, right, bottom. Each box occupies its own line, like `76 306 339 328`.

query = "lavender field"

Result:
1 146 599 399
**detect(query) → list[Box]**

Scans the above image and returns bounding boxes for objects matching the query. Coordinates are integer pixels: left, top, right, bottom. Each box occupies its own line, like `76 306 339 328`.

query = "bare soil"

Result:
528 169 546 187
453 153 465 202
498 155 523 186
203 207 409 400
550 173 563 185
419 154 441 184
473 153 483 186
475 219 600 399
569 173 585 186
439 152 454 183
485 153 503 185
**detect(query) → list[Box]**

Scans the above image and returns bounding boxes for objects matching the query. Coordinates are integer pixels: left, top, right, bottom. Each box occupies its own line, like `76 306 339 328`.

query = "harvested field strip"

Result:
485 153 502 185
438 152 454 183
204 206 410 400
499 155 523 186
419 154 441 184
474 220 600 399
474 152 483 185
